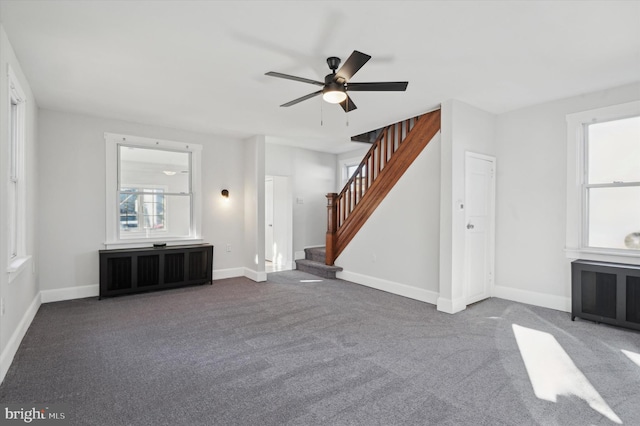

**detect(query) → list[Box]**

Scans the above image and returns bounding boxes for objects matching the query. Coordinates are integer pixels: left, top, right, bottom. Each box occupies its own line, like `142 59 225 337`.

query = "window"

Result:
7 66 27 273
584 116 640 250
119 187 165 232
105 134 202 248
566 101 640 259
340 156 367 188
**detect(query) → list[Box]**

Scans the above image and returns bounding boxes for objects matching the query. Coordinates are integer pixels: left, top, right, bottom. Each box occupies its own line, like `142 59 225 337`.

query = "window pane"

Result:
120 191 139 230
588 116 640 184
119 146 190 193
141 191 165 230
163 195 191 238
119 194 190 239
588 186 640 250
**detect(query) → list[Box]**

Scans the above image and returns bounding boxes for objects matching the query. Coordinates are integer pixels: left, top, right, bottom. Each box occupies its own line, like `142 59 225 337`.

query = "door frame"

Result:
265 177 274 262
265 175 293 271
464 151 496 305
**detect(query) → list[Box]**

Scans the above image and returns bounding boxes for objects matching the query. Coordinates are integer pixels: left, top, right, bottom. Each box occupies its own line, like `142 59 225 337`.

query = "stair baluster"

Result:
325 108 441 266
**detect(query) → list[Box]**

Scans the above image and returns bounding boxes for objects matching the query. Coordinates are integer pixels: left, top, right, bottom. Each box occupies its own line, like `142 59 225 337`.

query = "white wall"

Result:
0 25 39 383
336 134 442 303
439 100 497 313
265 142 336 258
494 82 640 311
37 109 247 294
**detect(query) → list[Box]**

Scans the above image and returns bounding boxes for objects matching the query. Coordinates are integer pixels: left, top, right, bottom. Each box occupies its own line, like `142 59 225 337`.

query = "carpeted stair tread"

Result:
295 259 342 279
296 247 342 279
304 247 326 263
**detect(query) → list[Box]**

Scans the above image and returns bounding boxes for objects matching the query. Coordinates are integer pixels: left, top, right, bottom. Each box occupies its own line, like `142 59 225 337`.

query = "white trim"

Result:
7 65 27 264
0 292 40 384
104 238 203 251
565 247 640 265
337 270 439 305
566 101 640 259
104 132 203 247
436 297 467 314
244 268 267 282
41 284 99 303
212 267 245 280
7 255 31 283
493 285 570 313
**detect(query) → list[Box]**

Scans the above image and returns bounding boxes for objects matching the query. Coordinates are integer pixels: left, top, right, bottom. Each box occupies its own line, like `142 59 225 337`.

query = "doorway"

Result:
464 152 496 305
265 176 293 272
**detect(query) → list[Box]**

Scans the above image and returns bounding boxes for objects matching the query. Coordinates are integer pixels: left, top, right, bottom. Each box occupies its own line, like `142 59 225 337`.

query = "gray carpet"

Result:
1 271 639 425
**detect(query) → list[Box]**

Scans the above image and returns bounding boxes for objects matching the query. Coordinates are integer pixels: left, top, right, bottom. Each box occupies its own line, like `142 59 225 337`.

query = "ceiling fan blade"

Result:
339 95 357 112
265 72 324 86
334 50 371 82
280 90 322 107
346 82 408 91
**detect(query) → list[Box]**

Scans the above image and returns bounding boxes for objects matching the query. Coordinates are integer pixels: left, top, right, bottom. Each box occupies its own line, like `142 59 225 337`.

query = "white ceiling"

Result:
1 1 639 153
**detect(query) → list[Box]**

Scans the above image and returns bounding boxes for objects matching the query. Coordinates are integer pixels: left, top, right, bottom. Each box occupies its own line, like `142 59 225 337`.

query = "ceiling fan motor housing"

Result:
324 74 344 88
326 56 341 71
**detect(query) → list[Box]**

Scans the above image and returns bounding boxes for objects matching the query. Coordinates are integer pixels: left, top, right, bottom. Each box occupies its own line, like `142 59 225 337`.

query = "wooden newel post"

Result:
326 193 338 266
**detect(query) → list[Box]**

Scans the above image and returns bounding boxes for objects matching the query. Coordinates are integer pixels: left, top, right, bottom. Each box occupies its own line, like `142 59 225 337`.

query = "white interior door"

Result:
265 178 274 262
464 152 496 305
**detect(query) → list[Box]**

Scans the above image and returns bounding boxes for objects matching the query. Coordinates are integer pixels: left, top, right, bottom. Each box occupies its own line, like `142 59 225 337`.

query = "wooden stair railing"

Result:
325 108 441 265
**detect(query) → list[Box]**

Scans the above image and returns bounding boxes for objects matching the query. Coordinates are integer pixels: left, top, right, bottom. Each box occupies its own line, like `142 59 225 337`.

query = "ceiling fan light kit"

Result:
265 50 408 112
322 83 347 104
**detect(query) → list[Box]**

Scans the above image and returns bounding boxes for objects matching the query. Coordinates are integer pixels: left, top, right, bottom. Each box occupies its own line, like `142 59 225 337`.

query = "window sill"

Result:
7 255 32 283
565 247 640 265
104 237 203 251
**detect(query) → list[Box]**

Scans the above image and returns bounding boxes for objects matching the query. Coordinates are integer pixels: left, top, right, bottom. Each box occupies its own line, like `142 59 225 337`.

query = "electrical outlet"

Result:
226 244 232 252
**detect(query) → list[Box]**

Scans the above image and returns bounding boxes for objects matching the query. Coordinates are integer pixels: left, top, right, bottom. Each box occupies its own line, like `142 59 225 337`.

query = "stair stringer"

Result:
334 132 442 303
327 109 441 264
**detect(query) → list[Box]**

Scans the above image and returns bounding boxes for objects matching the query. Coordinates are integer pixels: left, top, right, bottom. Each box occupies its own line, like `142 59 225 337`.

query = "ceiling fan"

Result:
265 50 408 112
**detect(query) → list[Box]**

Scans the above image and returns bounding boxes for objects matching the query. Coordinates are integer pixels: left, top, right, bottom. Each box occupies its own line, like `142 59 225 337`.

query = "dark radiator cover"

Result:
99 244 213 298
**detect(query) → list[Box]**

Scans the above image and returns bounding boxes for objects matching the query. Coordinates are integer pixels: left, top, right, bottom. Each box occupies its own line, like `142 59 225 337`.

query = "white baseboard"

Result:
436 297 467 314
244 268 267 282
41 284 99 303
1 292 41 384
40 269 248 302
493 285 570 312
212 267 244 280
337 270 439 305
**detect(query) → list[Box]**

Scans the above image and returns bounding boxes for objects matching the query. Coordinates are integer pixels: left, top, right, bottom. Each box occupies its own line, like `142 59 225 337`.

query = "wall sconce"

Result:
221 189 229 198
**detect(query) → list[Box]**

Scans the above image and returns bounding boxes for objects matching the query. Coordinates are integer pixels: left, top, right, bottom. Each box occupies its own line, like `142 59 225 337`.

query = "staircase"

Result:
325 108 441 266
295 247 343 279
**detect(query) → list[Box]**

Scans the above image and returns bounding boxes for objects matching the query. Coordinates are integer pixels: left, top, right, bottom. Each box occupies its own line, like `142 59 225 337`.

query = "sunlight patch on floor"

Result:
300 279 323 283
512 324 622 424
621 349 640 368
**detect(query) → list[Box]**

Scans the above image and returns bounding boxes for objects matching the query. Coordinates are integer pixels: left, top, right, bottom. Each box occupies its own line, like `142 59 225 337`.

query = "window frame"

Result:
566 101 640 262
104 133 202 249
7 65 30 279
